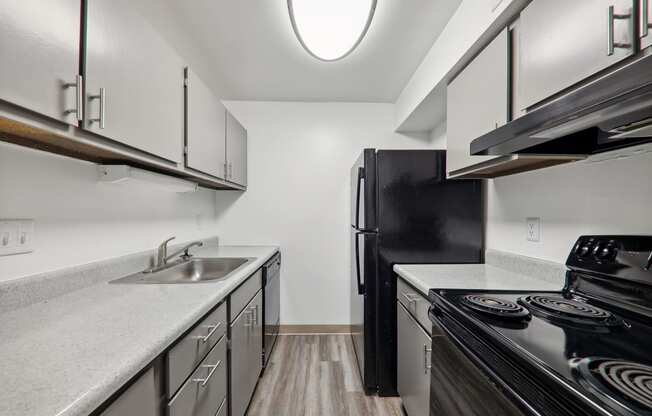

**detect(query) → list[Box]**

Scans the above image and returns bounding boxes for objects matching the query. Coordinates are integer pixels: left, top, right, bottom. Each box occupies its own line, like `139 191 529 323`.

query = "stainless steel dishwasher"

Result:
262 252 281 367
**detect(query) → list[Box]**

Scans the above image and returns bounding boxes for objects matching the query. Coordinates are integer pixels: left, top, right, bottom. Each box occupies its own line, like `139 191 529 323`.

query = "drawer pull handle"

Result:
402 293 420 304
192 322 222 343
424 345 432 374
244 305 258 327
192 360 222 387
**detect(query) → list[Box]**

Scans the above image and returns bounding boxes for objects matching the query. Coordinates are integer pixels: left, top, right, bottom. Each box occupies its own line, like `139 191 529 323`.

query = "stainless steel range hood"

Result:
470 53 652 158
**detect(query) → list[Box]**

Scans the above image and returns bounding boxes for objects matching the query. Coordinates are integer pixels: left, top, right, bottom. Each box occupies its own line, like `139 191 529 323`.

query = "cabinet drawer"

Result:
168 336 227 416
397 278 433 336
230 269 262 322
167 301 227 396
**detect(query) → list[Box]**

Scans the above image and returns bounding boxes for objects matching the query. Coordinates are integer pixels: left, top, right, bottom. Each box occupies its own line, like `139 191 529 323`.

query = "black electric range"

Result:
428 235 652 416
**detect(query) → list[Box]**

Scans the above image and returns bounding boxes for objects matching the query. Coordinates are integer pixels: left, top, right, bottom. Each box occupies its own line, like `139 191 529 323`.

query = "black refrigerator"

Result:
350 149 483 396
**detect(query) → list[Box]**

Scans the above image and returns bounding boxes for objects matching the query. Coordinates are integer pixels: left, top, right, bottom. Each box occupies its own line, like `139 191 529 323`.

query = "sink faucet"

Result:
148 237 203 272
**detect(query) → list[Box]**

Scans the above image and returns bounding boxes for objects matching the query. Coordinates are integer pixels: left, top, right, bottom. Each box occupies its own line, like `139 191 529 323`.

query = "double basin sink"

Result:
111 257 252 284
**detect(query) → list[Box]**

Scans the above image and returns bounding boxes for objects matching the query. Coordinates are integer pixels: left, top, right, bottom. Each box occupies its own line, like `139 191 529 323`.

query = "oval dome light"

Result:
288 0 377 61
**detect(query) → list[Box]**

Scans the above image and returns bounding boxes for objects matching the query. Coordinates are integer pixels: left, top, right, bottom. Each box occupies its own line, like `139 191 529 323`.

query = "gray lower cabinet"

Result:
519 0 636 111
397 302 431 416
100 366 162 416
230 290 263 416
85 0 184 163
185 67 227 179
446 28 509 177
0 0 81 125
168 336 228 416
226 111 248 187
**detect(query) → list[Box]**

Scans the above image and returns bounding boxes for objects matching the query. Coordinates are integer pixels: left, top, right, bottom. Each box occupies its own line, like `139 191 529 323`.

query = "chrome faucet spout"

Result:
166 241 204 263
148 238 203 273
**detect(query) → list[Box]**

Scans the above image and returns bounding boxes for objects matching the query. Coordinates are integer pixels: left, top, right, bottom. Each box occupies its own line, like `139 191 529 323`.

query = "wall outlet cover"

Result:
0 219 35 256
526 217 540 242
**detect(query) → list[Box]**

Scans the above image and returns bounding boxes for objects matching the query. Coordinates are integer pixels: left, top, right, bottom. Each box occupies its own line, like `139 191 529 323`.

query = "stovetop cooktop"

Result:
429 236 652 416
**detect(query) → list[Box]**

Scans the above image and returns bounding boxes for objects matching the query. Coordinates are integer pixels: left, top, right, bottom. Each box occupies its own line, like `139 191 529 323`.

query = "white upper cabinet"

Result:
185 68 227 179
85 0 184 163
641 0 652 50
519 0 636 111
0 0 82 124
226 111 247 187
446 28 509 177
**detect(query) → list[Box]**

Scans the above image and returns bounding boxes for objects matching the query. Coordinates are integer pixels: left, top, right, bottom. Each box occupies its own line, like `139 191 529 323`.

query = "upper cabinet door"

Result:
226 111 247 187
185 68 227 179
519 0 636 111
446 28 509 176
0 0 81 125
85 0 184 163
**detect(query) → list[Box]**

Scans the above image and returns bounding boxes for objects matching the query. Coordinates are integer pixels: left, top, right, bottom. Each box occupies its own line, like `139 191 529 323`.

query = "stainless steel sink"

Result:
110 257 252 284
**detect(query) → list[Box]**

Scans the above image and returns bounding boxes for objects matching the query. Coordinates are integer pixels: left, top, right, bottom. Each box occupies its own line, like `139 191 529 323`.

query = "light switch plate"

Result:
526 217 540 242
0 219 35 256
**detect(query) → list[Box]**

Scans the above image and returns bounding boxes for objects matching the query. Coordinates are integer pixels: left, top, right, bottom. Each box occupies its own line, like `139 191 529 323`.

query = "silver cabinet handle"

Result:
191 322 222 343
424 345 432 374
402 292 419 304
642 0 651 37
243 308 254 327
89 87 106 129
228 162 233 179
223 162 228 179
63 75 83 121
608 5 633 55
192 360 222 387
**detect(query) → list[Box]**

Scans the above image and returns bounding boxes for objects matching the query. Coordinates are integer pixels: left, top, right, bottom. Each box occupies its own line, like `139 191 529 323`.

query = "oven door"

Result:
428 311 528 416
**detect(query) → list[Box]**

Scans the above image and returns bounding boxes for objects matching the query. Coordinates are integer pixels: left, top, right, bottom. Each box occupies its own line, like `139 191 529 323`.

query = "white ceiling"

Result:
166 0 461 103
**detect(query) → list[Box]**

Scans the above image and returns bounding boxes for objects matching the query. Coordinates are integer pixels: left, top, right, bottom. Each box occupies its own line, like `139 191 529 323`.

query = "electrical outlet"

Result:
526 217 540 242
0 219 35 256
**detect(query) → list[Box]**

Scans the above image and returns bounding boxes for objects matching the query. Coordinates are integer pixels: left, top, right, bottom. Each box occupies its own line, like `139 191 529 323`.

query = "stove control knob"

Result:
578 244 592 257
594 242 617 261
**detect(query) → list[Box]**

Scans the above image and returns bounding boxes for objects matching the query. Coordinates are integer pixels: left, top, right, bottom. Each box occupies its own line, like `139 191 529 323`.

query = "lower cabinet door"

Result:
100 366 161 416
231 290 263 416
397 302 431 416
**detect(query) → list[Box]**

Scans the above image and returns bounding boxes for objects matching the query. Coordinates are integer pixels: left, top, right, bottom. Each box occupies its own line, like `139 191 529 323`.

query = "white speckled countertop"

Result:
0 245 278 416
393 263 564 297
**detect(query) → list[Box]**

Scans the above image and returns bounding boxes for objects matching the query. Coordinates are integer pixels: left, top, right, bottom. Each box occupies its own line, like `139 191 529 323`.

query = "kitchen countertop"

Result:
0 245 278 416
394 263 563 296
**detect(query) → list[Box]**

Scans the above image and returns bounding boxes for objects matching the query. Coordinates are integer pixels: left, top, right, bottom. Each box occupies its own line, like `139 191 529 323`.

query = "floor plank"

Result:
248 335 403 416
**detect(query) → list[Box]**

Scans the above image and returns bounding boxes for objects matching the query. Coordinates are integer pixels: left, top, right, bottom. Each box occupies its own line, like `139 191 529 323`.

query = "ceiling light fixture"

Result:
288 0 377 62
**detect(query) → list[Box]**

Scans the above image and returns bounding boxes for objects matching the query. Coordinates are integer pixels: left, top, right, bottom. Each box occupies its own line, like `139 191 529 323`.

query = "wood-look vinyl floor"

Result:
248 335 403 416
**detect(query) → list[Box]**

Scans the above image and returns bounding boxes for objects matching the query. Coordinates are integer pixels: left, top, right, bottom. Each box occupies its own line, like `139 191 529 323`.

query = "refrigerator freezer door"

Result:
350 149 377 231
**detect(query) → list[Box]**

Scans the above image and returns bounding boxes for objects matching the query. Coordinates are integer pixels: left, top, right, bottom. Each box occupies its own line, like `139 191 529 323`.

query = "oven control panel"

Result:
567 235 652 284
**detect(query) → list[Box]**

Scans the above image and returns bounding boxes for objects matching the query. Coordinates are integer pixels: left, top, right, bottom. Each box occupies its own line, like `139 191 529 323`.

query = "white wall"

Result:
394 0 527 131
486 150 652 263
215 101 442 325
0 142 219 282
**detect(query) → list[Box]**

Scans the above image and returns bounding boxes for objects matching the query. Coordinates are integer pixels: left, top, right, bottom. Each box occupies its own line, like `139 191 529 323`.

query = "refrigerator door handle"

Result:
355 232 365 295
355 167 364 229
